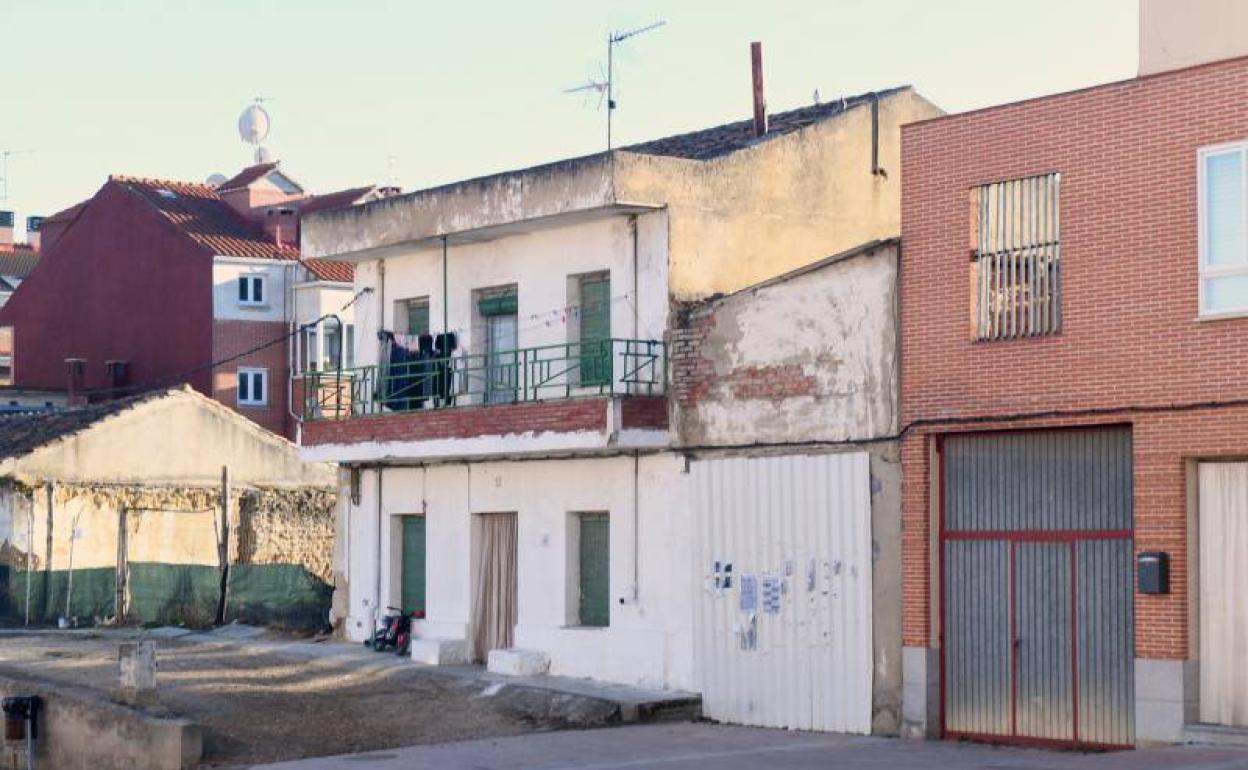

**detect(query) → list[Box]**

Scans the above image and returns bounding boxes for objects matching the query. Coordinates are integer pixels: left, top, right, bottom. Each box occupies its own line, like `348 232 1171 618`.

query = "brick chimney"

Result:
0 211 13 247
264 207 298 247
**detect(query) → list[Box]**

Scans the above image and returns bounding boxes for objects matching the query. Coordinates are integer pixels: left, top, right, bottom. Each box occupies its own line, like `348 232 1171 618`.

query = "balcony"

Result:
297 339 670 462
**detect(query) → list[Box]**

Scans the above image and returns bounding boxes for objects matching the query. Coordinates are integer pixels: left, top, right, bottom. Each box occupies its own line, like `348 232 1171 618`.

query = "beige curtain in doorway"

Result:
1199 462 1248 726
472 513 517 663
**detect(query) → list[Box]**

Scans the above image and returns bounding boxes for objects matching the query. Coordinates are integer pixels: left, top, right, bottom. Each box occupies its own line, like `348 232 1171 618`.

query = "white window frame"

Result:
1198 141 1248 318
237 367 268 407
238 275 267 307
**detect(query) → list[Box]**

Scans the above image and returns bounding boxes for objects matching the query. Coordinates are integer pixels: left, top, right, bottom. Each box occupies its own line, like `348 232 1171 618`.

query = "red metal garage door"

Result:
940 428 1134 748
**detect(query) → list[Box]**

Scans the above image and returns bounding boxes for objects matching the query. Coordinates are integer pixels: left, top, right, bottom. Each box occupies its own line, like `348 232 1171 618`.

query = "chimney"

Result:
65 358 86 405
377 186 402 198
0 211 13 247
264 207 298 247
751 41 767 137
26 216 43 250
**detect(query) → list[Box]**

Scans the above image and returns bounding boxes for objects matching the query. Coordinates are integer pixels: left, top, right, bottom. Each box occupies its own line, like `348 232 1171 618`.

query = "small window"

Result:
238 275 265 306
1200 143 1248 316
970 172 1061 340
237 368 268 407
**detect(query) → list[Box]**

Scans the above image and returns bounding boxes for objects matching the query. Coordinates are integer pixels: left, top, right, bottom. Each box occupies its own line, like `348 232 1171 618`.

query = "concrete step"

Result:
1184 722 1248 747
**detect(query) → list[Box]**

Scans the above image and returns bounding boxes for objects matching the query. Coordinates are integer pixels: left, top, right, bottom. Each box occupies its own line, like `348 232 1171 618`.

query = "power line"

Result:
81 287 373 398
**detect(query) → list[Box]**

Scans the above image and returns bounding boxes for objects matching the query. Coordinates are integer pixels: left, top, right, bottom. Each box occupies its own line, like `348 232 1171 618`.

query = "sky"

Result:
0 0 1139 238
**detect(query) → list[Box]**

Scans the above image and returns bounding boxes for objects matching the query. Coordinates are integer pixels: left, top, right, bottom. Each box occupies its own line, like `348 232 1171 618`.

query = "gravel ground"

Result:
0 631 546 768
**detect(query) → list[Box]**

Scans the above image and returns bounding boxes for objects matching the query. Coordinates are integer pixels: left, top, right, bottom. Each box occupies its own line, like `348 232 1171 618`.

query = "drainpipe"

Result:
372 467 384 647
632 452 640 603
630 216 639 339
442 236 449 338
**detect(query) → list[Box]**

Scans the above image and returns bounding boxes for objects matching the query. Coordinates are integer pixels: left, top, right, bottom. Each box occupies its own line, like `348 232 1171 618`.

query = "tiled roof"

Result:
0 247 38 278
302 258 353 283
0 389 165 462
43 201 87 224
215 162 279 192
624 87 909 161
297 186 376 217
112 176 298 260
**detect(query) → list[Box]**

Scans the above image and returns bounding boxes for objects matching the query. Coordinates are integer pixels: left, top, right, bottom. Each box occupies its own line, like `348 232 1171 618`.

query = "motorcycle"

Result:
365 607 425 655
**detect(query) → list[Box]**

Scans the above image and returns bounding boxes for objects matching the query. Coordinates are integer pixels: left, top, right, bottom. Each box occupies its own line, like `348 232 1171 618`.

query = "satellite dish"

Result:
238 103 271 146
206 173 228 187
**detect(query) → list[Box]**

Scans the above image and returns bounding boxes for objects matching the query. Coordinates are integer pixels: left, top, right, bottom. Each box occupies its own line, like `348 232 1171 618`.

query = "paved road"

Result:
251 723 1248 769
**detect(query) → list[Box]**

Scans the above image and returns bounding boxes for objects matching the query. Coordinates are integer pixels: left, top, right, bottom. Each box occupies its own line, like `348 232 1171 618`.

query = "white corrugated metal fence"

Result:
690 452 873 733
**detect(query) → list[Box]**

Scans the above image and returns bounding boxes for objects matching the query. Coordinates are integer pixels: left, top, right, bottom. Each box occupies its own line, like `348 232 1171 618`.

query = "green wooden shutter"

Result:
406 301 430 336
401 516 426 612
579 277 610 387
578 513 609 627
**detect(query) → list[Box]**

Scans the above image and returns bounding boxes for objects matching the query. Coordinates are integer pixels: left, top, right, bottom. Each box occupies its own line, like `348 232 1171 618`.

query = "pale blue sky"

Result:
0 1 1138 236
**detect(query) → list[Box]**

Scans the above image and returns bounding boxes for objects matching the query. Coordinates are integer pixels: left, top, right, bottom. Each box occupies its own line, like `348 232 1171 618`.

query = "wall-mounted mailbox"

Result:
1138 551 1170 595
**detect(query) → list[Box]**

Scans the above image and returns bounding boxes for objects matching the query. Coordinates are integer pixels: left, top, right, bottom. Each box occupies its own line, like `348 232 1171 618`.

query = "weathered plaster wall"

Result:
672 242 899 447
2 388 333 488
616 90 939 298
336 455 693 690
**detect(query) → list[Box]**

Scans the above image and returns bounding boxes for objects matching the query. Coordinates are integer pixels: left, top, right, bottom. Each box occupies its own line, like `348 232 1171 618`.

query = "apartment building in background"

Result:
0 163 376 437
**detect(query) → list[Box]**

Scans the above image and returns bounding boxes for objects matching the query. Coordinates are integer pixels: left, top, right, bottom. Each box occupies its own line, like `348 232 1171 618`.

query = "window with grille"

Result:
970 172 1061 340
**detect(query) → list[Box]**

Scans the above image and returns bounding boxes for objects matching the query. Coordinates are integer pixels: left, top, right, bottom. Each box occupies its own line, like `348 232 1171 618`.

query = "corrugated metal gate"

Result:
941 428 1134 748
690 452 873 733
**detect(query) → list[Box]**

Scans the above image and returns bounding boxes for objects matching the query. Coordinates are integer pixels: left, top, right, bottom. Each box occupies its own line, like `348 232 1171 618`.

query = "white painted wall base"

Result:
1135 658 1198 745
410 638 471 666
488 648 551 677
901 646 941 739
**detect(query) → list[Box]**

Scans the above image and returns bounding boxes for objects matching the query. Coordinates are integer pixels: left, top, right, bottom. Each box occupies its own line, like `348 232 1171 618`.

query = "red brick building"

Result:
899 56 1248 745
0 164 368 438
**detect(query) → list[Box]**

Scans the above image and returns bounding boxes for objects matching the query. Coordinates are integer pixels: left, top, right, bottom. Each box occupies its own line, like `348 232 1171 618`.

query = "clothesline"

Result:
385 290 637 342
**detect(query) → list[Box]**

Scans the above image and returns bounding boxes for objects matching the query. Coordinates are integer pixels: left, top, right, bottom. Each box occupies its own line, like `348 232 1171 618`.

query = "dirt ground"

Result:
0 630 549 768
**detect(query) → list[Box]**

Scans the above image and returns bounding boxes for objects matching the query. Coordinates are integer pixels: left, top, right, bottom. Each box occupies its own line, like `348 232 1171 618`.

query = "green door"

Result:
578 513 609 627
401 516 426 613
579 277 611 387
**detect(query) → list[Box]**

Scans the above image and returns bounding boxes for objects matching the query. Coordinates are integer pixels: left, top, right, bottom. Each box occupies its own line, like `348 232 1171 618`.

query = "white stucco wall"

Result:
349 212 669 371
339 453 693 690
212 258 294 323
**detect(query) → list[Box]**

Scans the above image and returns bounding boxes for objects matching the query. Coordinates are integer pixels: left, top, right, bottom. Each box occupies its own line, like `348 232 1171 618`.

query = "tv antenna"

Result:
0 149 32 200
564 19 666 151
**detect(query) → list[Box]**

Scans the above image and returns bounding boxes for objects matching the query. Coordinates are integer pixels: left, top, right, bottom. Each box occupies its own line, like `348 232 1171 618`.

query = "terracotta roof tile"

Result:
112 176 298 261
215 162 279 192
0 389 167 462
0 247 39 278
302 259 353 283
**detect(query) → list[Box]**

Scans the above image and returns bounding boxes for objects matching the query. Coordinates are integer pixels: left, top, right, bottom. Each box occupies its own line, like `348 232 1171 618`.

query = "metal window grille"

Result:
973 173 1061 340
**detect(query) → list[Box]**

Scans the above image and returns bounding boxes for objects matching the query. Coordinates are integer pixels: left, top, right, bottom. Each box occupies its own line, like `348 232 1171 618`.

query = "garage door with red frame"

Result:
941 428 1135 748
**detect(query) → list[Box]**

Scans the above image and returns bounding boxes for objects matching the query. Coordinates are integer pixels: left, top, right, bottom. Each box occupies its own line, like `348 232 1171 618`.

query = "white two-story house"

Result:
298 87 940 732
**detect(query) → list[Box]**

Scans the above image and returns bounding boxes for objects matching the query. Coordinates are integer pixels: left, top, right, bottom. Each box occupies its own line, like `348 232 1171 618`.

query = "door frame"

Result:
937 431 1135 750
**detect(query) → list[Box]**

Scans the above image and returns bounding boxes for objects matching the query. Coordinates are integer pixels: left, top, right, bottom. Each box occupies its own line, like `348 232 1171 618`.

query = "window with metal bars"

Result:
970 172 1061 340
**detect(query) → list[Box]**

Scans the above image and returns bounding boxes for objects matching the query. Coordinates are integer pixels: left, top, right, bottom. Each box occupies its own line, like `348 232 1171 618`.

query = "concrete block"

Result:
488 648 550 677
119 642 157 705
410 638 471 666
1135 658 1197 745
901 646 940 739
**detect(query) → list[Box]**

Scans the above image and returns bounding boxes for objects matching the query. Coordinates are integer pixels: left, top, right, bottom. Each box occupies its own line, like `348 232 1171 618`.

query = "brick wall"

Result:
212 319 291 438
303 397 612 446
900 56 1248 660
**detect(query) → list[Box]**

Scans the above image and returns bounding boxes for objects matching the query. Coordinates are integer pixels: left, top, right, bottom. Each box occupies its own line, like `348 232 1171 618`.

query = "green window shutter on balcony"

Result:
578 513 609 627
580 277 610 386
406 302 430 336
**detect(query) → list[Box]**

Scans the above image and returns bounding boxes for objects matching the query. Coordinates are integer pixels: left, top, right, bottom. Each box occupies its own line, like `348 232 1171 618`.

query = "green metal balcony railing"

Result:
297 338 665 421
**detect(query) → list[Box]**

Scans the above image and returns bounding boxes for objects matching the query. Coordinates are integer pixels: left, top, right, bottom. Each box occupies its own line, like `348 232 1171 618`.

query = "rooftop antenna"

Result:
0 149 32 200
238 97 274 165
564 19 666 151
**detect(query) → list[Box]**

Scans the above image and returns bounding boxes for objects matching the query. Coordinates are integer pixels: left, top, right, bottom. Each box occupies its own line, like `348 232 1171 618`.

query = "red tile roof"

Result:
297 186 376 217
0 246 39 277
43 201 87 225
302 259 354 283
112 176 298 261
215 162 279 192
